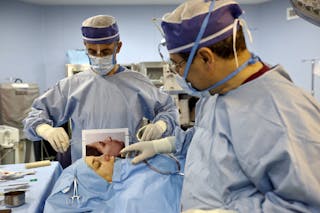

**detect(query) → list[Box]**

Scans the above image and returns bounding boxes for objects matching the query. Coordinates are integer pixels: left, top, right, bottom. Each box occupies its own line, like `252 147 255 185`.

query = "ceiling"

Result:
18 0 272 6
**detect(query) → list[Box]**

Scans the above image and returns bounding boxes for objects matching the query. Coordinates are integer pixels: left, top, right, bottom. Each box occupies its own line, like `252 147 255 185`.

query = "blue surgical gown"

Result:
44 154 184 213
175 65 320 212
23 67 179 162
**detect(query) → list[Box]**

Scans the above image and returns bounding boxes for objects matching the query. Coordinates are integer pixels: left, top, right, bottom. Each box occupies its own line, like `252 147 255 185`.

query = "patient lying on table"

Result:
44 153 184 212
85 154 115 183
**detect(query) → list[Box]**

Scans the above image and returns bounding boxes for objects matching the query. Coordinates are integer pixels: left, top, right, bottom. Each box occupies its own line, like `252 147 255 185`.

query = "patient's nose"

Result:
103 155 111 161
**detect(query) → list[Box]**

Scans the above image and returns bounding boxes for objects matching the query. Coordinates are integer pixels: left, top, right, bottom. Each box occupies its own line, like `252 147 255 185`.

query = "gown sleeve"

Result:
23 78 74 141
174 126 195 157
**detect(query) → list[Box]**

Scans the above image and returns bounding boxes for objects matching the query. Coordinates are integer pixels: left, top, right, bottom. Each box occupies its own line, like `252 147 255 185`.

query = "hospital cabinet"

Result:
138 61 197 128
0 83 39 164
138 61 165 88
66 64 90 77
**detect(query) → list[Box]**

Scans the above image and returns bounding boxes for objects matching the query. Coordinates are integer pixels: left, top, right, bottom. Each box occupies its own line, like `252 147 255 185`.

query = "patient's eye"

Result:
99 141 106 147
92 159 101 169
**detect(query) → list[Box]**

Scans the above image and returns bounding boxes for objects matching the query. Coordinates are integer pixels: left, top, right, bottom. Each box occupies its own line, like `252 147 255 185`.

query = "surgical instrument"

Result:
66 176 82 206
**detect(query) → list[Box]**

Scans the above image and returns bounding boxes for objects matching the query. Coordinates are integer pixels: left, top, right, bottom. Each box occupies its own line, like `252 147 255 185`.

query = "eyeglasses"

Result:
167 59 186 74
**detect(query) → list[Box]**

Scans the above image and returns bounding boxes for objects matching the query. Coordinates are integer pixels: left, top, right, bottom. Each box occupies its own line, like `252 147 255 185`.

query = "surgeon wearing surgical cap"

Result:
121 0 320 212
23 15 179 163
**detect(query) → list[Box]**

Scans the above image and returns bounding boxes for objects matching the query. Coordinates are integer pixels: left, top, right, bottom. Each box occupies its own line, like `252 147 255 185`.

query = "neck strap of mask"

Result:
112 43 118 65
204 54 259 91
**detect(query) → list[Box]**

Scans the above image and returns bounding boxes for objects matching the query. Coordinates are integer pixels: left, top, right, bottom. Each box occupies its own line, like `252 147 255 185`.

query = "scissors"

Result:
66 176 82 206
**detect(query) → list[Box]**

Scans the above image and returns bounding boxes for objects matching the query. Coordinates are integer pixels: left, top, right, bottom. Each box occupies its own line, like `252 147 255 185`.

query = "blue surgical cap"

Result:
161 0 243 53
81 15 119 44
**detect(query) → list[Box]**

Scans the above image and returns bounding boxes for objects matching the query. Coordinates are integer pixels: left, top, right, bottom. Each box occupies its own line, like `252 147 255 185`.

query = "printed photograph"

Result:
82 128 129 158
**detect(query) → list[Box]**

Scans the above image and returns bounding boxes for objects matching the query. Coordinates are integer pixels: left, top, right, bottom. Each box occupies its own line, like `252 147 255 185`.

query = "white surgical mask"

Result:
88 54 115 76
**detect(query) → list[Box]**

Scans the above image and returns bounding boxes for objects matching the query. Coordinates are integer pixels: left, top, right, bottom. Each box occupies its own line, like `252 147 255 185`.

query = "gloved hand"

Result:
36 123 70 153
136 120 167 141
182 209 236 213
120 136 175 164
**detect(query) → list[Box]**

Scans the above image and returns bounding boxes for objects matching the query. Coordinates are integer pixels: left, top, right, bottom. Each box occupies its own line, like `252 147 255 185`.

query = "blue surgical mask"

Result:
175 74 210 98
88 54 115 76
176 55 259 98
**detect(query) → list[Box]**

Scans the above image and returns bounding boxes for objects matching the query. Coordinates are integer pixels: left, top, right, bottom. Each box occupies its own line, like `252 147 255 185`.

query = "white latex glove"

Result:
136 120 167 141
182 209 236 213
120 136 175 164
36 124 70 153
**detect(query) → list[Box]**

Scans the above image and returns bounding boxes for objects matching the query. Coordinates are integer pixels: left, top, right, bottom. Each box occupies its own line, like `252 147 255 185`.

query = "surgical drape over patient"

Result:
44 155 184 213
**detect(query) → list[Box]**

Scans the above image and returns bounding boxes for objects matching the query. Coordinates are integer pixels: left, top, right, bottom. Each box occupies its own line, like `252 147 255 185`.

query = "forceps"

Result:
66 177 82 206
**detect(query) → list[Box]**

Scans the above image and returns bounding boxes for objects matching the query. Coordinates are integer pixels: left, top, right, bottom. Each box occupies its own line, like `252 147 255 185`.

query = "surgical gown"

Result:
44 154 184 213
23 67 179 162
175 65 320 212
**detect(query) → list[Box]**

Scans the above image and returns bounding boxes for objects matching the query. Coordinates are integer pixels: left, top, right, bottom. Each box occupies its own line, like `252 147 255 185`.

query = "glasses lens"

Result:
167 61 177 73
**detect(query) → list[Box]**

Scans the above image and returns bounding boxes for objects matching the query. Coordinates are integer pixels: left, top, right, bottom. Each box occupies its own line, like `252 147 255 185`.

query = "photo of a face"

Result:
82 128 128 158
86 136 125 157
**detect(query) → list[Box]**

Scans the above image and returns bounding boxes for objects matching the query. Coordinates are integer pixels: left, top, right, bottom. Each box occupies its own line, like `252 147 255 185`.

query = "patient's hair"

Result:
86 145 103 156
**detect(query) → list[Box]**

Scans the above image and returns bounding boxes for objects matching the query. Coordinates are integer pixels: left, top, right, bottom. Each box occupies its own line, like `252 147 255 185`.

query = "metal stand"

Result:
302 58 319 97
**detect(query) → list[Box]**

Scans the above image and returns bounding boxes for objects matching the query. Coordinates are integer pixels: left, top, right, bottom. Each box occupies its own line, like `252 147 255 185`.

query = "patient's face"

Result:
89 137 125 157
85 155 114 182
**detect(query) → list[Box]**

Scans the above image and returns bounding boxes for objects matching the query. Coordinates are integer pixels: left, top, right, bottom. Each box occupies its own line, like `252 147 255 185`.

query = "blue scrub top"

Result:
175 65 320 212
23 66 179 162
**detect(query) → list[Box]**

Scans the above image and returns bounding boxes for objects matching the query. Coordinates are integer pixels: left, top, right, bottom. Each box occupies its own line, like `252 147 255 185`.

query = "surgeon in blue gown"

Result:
23 15 179 162
121 0 320 212
44 154 184 213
